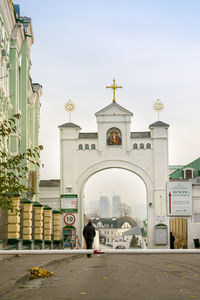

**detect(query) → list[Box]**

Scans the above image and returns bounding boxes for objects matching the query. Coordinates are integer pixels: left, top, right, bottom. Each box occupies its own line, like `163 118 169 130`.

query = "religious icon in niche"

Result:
107 127 122 145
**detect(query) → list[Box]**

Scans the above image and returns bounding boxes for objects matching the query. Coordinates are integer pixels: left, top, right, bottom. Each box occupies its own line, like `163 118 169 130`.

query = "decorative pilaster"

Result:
53 211 61 241
8 196 20 240
43 205 52 241
21 198 33 240
33 201 44 241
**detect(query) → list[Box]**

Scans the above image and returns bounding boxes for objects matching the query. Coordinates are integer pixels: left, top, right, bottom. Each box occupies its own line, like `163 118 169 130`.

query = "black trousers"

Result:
85 239 93 257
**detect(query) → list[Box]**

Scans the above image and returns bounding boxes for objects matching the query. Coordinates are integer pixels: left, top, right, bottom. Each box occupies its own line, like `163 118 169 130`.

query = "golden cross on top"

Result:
106 79 122 103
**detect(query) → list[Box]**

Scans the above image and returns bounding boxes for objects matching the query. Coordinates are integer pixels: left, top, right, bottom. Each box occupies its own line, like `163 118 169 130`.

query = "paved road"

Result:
0 253 77 297
1 254 200 300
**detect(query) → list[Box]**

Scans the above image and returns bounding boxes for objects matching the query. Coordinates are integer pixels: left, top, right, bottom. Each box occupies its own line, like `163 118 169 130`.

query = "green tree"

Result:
0 114 43 210
130 235 138 248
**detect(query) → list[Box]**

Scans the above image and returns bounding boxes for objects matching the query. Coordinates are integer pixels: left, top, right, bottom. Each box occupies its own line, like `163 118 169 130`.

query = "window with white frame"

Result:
140 143 144 149
183 168 194 179
78 144 83 150
133 143 138 149
146 143 151 149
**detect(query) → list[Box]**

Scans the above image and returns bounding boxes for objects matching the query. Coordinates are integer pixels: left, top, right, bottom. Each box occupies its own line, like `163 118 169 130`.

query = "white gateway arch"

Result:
59 102 169 248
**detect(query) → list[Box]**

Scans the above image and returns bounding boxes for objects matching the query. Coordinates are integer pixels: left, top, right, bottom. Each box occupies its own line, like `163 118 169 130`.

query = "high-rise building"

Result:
112 195 121 217
99 196 109 217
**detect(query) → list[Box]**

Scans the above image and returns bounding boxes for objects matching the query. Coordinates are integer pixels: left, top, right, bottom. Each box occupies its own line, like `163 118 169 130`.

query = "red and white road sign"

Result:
64 213 76 225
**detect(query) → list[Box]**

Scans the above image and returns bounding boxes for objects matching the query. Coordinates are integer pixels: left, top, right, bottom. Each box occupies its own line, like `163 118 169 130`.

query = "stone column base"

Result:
23 240 34 250
34 239 44 249
44 240 53 249
53 240 62 249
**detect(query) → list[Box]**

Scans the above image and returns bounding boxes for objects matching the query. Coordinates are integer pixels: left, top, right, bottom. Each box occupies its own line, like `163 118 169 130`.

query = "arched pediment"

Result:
77 159 153 202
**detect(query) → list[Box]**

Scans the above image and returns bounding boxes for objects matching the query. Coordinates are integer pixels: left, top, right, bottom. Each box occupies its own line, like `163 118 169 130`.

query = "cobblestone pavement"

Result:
1 253 200 300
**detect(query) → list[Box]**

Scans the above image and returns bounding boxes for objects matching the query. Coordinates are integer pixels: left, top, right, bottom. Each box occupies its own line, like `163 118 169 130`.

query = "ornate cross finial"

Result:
106 79 122 103
153 99 164 120
65 99 75 122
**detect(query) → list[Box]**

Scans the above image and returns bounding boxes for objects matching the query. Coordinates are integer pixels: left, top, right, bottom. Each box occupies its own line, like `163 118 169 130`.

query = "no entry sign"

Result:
64 213 76 225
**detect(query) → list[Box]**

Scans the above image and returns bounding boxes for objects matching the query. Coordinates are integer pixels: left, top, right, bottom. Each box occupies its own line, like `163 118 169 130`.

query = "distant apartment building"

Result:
112 195 121 217
92 217 132 247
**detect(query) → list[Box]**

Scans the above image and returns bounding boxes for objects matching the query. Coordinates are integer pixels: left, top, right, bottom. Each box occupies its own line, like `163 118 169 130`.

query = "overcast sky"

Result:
16 0 200 220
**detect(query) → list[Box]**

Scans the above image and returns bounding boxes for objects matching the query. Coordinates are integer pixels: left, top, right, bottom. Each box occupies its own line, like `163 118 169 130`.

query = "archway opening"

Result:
83 168 147 249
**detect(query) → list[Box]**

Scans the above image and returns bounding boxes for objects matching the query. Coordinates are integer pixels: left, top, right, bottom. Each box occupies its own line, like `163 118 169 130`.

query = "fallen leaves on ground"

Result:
167 265 173 269
30 266 55 280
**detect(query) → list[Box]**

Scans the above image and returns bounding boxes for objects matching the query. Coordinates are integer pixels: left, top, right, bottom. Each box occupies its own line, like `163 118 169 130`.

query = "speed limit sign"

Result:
64 213 76 225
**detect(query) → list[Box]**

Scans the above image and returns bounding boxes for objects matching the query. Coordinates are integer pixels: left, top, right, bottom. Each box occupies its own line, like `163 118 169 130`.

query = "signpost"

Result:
167 182 192 216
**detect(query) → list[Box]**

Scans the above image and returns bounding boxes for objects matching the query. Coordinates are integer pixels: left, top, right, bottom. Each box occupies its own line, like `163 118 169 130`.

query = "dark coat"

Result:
83 224 96 241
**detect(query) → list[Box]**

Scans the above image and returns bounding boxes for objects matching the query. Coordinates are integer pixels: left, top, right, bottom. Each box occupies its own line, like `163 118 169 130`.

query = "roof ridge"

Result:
149 120 169 128
58 122 81 129
95 102 133 116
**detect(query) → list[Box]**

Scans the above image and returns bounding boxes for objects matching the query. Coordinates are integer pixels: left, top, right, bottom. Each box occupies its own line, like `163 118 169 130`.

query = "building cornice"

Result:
0 0 16 37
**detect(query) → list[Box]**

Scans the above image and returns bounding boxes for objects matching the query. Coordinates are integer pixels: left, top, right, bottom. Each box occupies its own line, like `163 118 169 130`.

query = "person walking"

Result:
170 232 175 249
83 219 96 257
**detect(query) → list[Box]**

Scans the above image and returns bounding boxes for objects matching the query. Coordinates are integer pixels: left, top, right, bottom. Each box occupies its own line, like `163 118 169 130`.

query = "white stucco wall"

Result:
40 186 60 210
40 102 171 249
188 184 200 248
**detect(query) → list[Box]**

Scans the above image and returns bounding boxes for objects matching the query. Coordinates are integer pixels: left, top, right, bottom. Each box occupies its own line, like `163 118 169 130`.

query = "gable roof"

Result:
58 122 81 129
92 217 131 228
170 157 200 180
122 227 142 236
40 179 60 187
149 121 169 128
95 102 133 116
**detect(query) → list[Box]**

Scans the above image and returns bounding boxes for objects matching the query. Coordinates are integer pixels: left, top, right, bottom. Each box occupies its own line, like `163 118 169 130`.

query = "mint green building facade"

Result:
0 1 59 249
0 0 42 201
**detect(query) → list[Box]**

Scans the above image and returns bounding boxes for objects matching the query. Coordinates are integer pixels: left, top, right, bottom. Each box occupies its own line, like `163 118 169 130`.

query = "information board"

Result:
155 224 168 245
61 194 78 212
167 182 192 216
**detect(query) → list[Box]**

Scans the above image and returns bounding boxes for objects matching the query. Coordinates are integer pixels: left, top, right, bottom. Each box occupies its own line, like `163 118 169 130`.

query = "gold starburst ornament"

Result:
65 99 75 122
153 99 164 112
153 99 164 120
65 100 75 112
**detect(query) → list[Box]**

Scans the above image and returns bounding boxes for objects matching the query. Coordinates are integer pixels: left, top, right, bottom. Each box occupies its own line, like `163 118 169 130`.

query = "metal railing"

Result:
0 249 200 255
